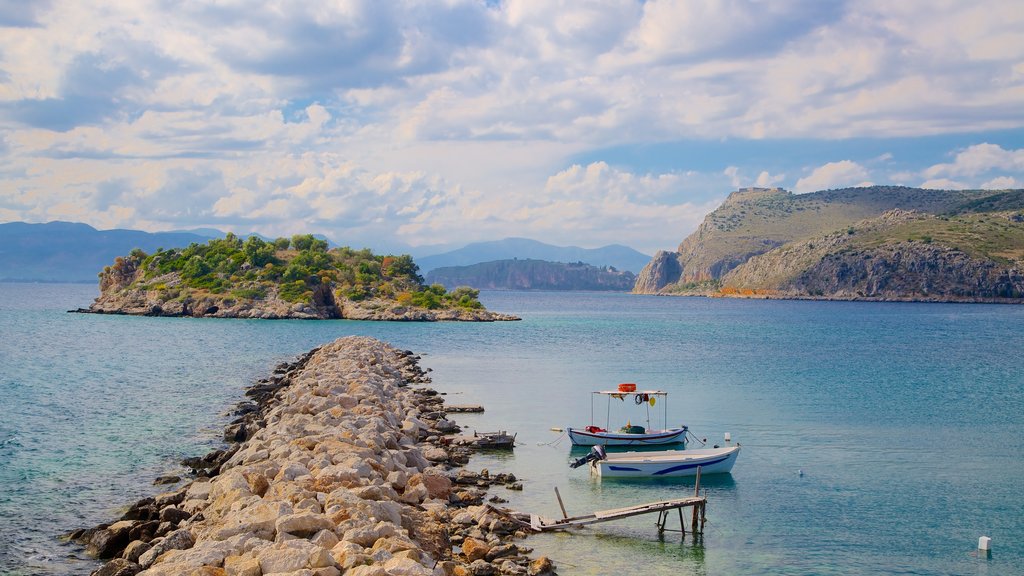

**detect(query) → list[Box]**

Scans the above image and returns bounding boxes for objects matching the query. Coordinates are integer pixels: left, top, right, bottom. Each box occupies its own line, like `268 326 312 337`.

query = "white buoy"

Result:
978 536 991 551
724 432 731 443
798 469 803 477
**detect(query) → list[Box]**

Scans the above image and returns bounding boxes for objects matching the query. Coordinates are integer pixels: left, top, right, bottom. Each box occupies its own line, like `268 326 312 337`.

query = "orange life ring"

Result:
618 383 636 392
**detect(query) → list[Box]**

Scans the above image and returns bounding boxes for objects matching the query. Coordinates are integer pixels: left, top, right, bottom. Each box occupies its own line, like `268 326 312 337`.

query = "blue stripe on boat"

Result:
650 454 731 475
608 466 643 471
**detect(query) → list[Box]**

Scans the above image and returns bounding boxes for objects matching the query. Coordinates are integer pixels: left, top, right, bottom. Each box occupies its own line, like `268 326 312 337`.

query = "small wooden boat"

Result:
472 430 516 449
571 444 740 478
567 386 688 446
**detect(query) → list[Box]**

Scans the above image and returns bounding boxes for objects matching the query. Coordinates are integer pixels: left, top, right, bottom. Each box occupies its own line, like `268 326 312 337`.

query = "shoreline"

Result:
638 290 1024 304
68 336 552 576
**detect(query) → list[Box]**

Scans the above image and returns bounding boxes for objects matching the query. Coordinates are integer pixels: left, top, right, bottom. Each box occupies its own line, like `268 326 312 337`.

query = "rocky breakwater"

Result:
69 336 553 576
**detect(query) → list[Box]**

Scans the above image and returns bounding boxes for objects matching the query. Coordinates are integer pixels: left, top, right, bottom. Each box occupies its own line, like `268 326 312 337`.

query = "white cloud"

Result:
0 0 1023 253
923 143 1024 178
981 175 1020 189
920 178 969 190
795 161 872 193
723 166 785 189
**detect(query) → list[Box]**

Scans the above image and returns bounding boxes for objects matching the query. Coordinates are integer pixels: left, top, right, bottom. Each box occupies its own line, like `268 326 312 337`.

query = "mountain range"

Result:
0 222 650 283
414 237 651 274
0 222 214 283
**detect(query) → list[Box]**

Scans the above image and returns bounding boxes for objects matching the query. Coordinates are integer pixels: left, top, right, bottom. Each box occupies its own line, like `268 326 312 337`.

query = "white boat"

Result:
567 387 688 446
571 444 740 478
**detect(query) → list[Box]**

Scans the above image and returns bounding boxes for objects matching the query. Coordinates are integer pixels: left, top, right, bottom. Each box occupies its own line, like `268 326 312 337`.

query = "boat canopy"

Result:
594 390 668 396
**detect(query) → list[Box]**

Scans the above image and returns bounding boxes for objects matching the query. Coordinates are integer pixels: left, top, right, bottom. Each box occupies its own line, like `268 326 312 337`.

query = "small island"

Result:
80 234 519 321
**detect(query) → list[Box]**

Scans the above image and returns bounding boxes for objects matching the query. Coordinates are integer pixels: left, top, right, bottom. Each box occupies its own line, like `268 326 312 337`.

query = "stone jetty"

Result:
69 336 554 576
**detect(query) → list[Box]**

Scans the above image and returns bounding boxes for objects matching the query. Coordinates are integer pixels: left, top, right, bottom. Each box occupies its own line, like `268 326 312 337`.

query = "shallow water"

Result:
1 284 1021 574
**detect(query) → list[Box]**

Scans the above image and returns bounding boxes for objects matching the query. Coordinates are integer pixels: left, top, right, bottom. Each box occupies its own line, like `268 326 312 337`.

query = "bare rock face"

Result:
632 251 683 294
791 243 1024 300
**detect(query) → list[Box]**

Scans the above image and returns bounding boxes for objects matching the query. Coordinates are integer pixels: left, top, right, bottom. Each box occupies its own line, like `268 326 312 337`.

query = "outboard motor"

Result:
569 445 607 468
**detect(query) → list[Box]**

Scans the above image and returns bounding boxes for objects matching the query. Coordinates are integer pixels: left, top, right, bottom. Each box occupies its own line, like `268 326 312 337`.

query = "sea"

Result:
1 282 1021 575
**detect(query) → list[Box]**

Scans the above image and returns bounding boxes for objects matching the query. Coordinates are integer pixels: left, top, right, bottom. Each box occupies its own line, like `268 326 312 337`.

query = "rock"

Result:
484 543 517 562
499 560 527 575
138 528 195 568
382 556 433 576
407 471 452 500
87 521 134 559
153 475 181 486
158 506 191 525
421 446 449 462
461 537 490 562
256 540 335 573
90 558 141 576
223 555 261 576
122 540 152 563
527 556 556 576
275 512 335 538
468 559 496 576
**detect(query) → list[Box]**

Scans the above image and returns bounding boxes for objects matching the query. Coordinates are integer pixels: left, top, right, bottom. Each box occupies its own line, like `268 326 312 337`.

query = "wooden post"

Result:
554 486 568 519
692 466 702 535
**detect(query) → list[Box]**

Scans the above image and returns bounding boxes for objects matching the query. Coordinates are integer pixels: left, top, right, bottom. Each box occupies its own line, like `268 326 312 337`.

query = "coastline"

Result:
73 296 520 321
69 336 551 576
644 290 1024 304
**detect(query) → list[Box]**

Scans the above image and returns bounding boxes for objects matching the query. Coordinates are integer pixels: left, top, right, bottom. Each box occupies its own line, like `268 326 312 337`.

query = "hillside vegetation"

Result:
635 186 1024 301
425 259 636 291
88 234 517 320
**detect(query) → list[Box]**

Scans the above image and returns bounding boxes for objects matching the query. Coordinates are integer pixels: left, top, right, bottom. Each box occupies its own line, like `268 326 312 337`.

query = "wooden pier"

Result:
529 466 708 536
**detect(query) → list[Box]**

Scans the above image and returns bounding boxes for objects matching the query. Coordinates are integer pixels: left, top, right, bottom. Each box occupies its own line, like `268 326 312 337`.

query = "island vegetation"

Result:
87 234 518 320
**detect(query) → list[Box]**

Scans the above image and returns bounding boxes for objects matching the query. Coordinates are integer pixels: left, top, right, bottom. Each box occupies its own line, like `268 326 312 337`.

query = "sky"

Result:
1 1 1023 256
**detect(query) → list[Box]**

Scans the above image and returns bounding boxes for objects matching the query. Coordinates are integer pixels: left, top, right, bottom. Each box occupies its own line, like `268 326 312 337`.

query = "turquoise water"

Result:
1 284 1021 575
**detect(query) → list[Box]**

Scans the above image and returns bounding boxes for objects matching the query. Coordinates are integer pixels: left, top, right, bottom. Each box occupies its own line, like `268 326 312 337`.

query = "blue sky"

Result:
1 1 1022 255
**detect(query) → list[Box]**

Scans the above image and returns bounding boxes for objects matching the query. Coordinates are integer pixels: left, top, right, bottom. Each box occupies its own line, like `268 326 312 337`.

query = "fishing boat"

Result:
570 444 740 478
567 385 688 446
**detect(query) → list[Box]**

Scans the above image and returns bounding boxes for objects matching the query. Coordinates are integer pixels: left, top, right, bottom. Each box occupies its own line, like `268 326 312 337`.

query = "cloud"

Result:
923 143 1024 178
795 160 872 193
980 175 1020 189
0 0 1022 254
920 178 969 190
724 166 785 188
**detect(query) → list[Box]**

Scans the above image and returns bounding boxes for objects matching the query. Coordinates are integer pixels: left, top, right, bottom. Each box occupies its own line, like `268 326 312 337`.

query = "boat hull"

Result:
567 427 687 446
593 445 740 478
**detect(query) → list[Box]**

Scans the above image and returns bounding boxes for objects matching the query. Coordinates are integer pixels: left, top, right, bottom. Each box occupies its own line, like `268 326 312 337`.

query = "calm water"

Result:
1 283 1021 575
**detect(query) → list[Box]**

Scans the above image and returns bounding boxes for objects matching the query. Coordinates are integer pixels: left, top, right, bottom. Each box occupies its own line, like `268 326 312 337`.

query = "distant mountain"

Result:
0 222 345 283
415 238 651 274
635 186 1024 301
425 259 636 291
0 222 213 283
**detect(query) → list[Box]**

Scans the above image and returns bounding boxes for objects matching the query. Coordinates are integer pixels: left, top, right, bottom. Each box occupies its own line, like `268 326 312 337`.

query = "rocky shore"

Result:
67 336 552 576
79 291 520 321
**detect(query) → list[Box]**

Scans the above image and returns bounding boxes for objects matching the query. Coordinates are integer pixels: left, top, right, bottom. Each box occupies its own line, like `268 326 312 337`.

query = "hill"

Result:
425 259 636 291
635 186 1024 301
415 237 651 274
0 222 213 282
82 234 518 321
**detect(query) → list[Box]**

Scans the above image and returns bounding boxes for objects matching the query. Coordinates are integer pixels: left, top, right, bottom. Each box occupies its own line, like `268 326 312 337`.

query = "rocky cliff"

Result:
635 186 1024 302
